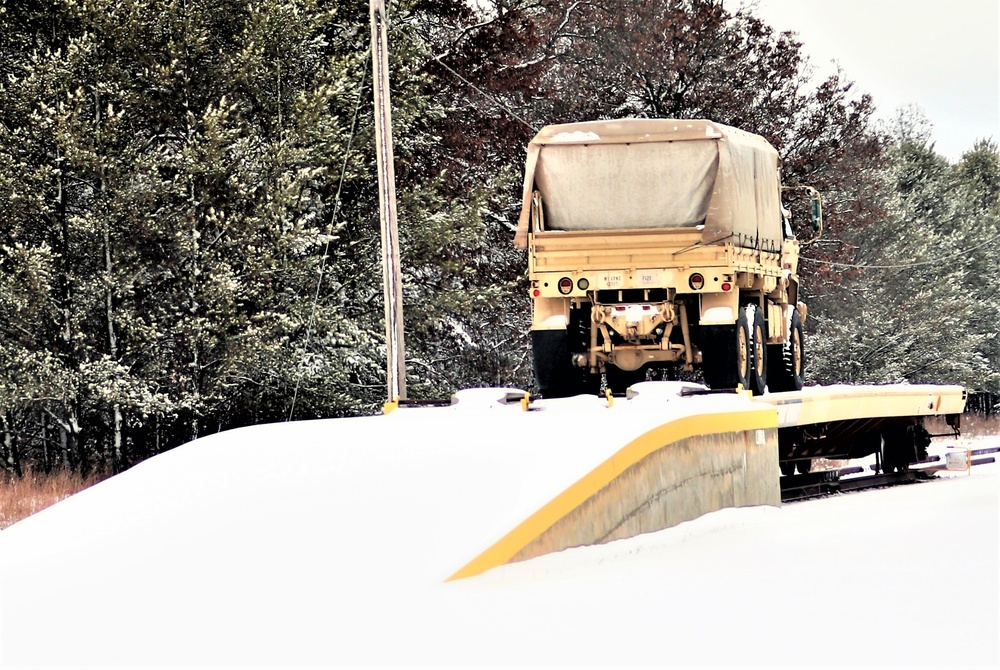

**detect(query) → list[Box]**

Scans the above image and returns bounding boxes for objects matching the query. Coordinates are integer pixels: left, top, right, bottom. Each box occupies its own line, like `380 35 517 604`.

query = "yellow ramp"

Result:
446 382 967 581
448 390 779 580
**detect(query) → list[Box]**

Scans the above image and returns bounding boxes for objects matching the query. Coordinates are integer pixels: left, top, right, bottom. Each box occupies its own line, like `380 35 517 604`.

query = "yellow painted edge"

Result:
446 407 778 581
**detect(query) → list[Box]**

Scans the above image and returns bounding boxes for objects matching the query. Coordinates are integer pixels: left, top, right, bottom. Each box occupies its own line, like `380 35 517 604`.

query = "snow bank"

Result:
0 390 996 668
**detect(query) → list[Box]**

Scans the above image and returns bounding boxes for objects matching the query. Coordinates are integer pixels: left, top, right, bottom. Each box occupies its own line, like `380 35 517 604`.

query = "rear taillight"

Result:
689 273 705 290
558 277 573 295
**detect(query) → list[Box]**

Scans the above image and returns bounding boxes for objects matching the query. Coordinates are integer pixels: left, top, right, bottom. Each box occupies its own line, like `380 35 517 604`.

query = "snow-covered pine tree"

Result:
808 109 996 389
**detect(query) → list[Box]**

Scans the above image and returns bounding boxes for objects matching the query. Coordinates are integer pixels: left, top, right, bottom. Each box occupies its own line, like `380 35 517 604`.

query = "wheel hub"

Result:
793 330 802 374
738 328 749 378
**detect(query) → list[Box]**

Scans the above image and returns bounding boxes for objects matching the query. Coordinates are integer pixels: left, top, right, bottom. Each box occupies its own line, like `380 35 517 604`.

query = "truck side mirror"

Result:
811 196 823 233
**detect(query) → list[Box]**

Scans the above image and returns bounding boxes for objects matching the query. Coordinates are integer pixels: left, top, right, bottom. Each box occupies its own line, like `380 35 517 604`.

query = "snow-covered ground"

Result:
0 387 996 668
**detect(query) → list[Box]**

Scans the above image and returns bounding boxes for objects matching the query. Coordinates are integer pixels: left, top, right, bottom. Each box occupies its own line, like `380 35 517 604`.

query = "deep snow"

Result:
0 386 996 668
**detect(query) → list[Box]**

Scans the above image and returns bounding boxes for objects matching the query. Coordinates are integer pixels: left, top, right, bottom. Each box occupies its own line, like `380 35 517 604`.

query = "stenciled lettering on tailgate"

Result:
638 271 661 285
602 273 624 289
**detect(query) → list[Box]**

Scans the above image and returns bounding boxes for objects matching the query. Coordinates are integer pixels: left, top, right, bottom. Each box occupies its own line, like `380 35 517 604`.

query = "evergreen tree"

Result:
0 0 491 472
808 111 997 390
952 139 1000 393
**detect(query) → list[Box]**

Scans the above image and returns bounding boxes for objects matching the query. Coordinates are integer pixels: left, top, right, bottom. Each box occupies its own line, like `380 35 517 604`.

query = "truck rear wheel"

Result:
749 305 767 396
767 308 805 392
531 329 599 398
700 308 751 391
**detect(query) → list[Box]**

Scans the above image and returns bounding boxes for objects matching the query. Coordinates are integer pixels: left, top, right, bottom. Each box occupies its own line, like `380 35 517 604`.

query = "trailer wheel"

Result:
701 307 752 391
767 308 805 392
881 451 897 474
531 329 599 399
881 423 930 473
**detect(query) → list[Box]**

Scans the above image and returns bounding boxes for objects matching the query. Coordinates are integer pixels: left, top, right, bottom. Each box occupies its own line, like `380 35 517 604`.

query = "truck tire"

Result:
767 308 805 392
531 329 598 398
749 305 767 396
701 307 751 391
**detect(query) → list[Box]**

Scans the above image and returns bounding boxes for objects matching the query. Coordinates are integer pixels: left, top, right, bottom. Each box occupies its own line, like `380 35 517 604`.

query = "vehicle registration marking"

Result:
602 273 624 288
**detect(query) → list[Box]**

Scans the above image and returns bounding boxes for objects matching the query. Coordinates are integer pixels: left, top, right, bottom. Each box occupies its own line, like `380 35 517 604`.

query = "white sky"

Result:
743 0 1000 161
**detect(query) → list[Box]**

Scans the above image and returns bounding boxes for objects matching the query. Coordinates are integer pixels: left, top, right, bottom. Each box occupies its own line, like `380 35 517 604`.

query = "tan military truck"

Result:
513 118 822 397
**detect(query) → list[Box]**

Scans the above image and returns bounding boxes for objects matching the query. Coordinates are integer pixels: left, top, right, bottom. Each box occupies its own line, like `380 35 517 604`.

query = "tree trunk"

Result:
2 414 22 478
102 189 123 469
59 423 70 469
113 404 123 472
41 412 49 471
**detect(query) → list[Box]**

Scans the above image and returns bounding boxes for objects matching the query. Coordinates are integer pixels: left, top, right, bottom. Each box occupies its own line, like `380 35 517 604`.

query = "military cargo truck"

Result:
513 119 822 397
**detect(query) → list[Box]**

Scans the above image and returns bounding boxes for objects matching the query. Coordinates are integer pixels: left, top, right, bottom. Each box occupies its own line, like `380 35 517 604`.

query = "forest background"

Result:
0 0 997 478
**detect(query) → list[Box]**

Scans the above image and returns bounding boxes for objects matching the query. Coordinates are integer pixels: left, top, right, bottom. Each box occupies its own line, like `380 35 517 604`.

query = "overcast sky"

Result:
742 0 999 161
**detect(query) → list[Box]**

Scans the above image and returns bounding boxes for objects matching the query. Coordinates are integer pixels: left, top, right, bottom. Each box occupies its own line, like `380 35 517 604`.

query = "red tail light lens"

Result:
558 277 573 294
689 273 705 290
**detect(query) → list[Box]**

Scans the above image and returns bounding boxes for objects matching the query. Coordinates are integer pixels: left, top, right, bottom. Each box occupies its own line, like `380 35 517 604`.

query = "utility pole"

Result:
370 0 407 402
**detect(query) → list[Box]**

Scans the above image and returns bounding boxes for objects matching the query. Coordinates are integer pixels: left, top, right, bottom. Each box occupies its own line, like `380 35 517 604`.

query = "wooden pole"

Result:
370 0 407 402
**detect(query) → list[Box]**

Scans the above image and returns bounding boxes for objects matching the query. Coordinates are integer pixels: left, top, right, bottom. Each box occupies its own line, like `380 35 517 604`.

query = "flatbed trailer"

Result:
764 384 966 475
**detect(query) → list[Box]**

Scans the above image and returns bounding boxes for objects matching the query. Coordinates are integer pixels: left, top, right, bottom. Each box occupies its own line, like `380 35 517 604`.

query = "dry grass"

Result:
0 468 105 531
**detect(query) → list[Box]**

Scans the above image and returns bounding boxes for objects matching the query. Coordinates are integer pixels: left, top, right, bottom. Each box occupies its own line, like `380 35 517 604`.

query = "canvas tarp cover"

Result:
514 119 783 251
533 141 718 231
